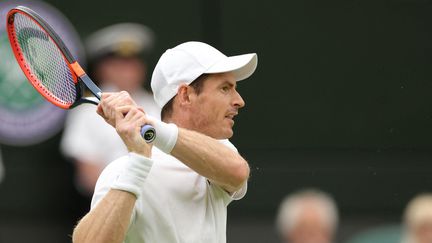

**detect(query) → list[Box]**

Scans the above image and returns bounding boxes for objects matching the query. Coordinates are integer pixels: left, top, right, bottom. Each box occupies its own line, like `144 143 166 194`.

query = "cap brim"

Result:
205 53 257 81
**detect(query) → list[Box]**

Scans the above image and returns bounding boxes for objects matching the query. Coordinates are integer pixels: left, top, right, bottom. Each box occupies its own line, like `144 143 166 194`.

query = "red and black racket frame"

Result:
7 6 101 109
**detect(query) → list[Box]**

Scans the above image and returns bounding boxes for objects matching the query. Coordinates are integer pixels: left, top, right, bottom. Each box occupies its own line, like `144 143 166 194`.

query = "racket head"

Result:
6 6 81 109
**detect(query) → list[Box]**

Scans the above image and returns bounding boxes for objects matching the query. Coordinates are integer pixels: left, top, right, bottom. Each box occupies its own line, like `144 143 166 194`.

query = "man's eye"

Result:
222 86 229 92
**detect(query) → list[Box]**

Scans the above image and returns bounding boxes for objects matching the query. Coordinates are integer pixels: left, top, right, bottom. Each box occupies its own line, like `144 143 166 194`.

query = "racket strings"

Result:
13 13 77 106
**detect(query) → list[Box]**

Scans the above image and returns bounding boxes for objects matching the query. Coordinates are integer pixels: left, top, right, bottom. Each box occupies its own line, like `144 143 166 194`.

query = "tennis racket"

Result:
6 6 156 143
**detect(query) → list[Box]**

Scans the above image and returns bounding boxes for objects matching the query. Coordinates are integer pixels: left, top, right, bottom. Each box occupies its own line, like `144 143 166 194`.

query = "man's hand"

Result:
97 91 153 157
115 105 153 156
97 91 139 127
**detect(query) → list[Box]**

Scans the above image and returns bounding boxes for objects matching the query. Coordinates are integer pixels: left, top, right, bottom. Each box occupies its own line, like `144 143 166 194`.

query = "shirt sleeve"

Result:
212 139 248 205
90 158 122 209
229 181 248 200
209 181 248 207
90 156 137 223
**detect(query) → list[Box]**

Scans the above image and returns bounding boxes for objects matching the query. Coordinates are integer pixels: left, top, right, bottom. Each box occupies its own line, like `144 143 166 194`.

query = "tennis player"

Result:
72 41 258 243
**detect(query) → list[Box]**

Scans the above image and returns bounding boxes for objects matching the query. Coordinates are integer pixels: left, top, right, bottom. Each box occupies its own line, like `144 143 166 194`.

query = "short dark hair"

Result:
160 74 209 121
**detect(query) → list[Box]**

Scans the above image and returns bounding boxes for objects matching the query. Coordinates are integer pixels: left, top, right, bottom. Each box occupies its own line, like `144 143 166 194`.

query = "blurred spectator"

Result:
276 189 339 243
401 193 432 243
60 23 160 199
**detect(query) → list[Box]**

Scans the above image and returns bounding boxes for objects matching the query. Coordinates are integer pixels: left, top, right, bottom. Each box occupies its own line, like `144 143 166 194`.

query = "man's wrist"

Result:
111 152 153 198
148 116 178 154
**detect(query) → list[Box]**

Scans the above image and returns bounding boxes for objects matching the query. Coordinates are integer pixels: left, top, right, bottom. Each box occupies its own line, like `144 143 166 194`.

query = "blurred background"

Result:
1 0 432 242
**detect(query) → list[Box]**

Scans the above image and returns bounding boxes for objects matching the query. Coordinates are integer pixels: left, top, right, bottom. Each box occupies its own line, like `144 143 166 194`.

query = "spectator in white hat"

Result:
60 23 160 202
72 41 257 243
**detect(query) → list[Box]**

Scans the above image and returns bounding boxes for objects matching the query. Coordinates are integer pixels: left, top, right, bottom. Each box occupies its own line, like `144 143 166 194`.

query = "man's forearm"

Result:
72 189 136 243
170 128 250 193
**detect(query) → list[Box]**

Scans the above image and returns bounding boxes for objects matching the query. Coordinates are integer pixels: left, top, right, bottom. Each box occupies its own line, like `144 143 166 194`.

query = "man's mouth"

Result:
225 112 238 120
225 112 238 125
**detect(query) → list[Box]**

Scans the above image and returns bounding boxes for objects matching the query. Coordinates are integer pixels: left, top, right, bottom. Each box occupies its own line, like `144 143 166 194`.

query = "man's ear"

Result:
177 84 195 106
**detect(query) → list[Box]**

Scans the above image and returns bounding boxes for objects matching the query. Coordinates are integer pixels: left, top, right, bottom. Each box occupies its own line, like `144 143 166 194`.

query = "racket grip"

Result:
141 125 156 143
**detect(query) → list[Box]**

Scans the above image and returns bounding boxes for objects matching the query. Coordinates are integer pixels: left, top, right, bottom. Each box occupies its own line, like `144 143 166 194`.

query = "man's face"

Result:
95 56 146 92
188 72 245 139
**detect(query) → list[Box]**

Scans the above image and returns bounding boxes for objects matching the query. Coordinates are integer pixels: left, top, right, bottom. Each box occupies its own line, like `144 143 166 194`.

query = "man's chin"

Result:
222 128 234 139
213 129 233 140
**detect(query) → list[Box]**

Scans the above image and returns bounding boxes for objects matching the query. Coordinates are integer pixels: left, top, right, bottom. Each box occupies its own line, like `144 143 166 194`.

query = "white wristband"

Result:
148 116 178 154
111 152 153 198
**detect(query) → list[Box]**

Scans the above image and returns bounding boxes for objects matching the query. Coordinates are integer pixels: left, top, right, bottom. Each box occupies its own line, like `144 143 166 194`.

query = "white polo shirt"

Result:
91 140 247 243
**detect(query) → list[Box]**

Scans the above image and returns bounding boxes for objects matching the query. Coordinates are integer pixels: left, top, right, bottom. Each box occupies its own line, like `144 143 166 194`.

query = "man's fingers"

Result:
115 110 123 126
137 106 146 114
99 93 118 119
96 104 104 117
100 92 115 99
115 105 135 114
115 107 148 140
123 107 139 122
98 91 148 131
115 106 145 122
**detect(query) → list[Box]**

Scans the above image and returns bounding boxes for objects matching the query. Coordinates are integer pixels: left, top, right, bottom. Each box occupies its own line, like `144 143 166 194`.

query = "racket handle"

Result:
141 125 156 143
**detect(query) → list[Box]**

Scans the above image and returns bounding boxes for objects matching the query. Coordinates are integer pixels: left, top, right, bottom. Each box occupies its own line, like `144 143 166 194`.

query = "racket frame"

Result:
7 6 101 109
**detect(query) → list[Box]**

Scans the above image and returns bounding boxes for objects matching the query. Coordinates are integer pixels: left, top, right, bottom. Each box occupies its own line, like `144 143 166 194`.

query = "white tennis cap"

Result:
151 41 258 108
